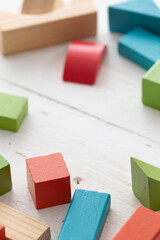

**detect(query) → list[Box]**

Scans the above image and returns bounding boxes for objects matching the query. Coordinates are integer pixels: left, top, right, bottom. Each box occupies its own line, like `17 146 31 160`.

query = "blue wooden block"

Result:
118 27 160 69
58 189 111 240
109 0 160 36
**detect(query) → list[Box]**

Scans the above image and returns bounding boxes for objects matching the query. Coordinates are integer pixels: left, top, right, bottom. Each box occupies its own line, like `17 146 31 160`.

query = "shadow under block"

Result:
118 27 160 70
131 157 160 211
0 202 51 240
142 60 160 110
26 153 71 210
109 0 160 36
63 41 106 85
0 224 6 240
0 92 28 132
0 0 97 55
113 206 160 240
58 189 111 240
0 155 12 196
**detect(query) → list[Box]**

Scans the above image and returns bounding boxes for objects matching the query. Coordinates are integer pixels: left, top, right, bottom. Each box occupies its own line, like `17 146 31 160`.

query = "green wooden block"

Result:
0 92 28 132
0 155 12 196
142 60 160 110
131 157 160 211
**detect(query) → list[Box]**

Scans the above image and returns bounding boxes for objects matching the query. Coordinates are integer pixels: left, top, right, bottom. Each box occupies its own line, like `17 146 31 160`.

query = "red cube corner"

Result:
26 153 71 209
0 224 6 240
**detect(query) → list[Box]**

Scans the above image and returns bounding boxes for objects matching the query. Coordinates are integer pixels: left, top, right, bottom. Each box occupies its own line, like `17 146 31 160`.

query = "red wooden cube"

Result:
0 224 6 240
26 153 71 209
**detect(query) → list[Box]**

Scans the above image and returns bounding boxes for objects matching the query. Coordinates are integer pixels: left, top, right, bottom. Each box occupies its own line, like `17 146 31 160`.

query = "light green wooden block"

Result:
0 92 28 132
0 155 12 196
142 60 160 110
131 157 160 211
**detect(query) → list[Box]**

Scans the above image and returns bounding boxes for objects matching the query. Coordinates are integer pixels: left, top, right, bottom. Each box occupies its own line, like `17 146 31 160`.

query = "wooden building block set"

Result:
1 0 160 239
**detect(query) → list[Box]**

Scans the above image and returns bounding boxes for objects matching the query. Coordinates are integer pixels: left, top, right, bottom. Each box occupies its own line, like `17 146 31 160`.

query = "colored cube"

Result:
58 189 111 240
118 28 160 70
131 157 160 211
0 155 12 196
113 206 160 240
0 92 28 132
142 60 160 110
109 0 160 36
26 153 71 209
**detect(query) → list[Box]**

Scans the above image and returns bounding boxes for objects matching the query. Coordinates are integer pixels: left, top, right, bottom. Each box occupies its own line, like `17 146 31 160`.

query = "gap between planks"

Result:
0 77 159 146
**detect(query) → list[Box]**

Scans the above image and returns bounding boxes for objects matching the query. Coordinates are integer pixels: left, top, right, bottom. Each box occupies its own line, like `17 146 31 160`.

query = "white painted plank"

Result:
0 79 160 239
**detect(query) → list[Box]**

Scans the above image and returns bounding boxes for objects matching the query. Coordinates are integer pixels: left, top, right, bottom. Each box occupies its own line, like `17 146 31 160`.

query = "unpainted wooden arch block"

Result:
0 0 97 55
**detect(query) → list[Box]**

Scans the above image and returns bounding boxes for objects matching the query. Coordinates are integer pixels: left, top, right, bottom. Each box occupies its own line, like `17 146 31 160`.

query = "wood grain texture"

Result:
0 0 97 55
0 202 51 240
22 0 62 14
0 0 160 240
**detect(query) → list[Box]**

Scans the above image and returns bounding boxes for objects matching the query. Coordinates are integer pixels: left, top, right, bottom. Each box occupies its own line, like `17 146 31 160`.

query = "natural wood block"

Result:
0 92 28 132
142 60 160 110
22 0 63 14
0 224 6 240
118 28 160 70
26 153 71 209
58 189 111 240
113 206 160 240
0 155 12 196
0 202 51 240
0 0 97 55
131 157 160 211
109 0 160 36
63 41 106 85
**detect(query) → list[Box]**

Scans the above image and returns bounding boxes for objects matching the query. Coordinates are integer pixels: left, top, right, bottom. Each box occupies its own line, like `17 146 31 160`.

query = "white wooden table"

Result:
0 0 160 239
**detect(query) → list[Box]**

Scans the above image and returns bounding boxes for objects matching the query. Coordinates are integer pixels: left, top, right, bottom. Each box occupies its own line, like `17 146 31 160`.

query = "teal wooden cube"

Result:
0 92 28 132
142 60 160 110
0 155 12 196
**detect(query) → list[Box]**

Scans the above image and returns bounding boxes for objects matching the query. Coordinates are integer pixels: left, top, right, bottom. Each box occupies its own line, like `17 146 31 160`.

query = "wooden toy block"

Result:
142 60 160 110
0 0 97 55
22 0 63 14
0 202 50 240
0 224 6 240
131 157 160 211
118 27 160 70
113 206 160 240
0 92 28 132
109 0 160 36
58 189 111 240
63 41 106 85
0 155 12 196
26 153 71 210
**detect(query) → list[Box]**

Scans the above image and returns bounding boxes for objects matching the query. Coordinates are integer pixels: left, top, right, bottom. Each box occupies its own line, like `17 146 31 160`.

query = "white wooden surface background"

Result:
0 0 160 239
